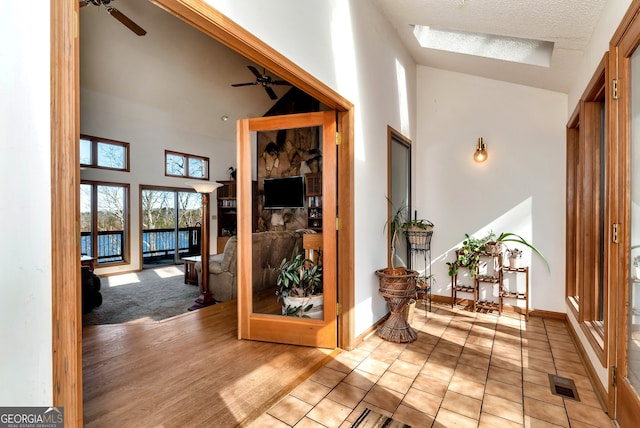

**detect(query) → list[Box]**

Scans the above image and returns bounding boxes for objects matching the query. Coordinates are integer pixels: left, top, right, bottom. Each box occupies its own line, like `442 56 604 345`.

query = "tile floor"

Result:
249 302 615 428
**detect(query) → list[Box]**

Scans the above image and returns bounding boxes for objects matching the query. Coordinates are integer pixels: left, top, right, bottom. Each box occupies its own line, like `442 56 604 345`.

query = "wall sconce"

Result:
473 137 488 163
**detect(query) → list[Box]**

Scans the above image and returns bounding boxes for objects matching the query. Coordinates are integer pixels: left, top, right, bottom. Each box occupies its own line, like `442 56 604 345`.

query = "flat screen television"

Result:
263 176 305 209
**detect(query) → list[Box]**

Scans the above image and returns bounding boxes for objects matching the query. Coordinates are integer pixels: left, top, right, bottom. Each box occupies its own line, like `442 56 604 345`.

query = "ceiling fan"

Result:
80 0 147 36
231 66 291 100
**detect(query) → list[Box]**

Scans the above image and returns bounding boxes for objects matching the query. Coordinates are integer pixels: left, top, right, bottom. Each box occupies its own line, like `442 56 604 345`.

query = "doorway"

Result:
140 187 202 267
52 0 354 421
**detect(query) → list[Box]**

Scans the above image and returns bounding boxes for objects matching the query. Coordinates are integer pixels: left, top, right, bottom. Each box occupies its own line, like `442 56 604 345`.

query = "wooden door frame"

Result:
51 0 355 425
610 0 640 424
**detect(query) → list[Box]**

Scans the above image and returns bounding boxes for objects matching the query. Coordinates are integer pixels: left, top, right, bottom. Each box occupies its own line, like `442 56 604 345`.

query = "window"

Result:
81 181 130 266
165 150 209 179
565 53 609 363
80 134 130 171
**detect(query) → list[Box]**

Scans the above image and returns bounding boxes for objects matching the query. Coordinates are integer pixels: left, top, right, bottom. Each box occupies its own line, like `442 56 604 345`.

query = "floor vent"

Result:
548 374 580 401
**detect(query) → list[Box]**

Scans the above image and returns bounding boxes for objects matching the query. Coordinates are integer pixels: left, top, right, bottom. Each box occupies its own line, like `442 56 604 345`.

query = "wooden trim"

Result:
337 109 355 350
566 315 611 415
236 118 251 340
352 315 388 349
566 126 578 300
386 126 412 267
526 309 566 320
611 0 640 50
150 0 353 112
55 0 357 415
605 44 620 418
582 54 607 101
51 0 82 426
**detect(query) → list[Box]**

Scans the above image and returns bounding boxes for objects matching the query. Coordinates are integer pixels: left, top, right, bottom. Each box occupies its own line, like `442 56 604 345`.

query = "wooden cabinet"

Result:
216 180 237 252
305 173 322 231
216 180 258 252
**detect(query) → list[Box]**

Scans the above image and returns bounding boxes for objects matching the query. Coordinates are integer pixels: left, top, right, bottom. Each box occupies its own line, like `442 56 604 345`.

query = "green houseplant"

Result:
447 231 550 279
486 232 550 271
275 248 323 318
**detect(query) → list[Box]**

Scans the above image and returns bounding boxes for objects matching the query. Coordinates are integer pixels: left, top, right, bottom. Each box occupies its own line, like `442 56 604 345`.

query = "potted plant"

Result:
403 217 434 248
447 233 491 279
505 248 523 268
486 232 550 271
375 202 419 343
275 248 323 318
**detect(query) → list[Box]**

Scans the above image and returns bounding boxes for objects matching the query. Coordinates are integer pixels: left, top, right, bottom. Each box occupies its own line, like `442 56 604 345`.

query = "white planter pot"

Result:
282 294 324 319
509 257 521 268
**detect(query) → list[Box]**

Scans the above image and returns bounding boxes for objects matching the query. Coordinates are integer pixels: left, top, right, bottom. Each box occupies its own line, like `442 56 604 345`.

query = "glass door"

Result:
237 111 337 348
614 6 640 424
141 188 201 267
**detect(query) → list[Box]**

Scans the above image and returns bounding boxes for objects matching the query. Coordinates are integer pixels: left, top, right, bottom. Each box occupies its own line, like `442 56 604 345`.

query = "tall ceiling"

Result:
374 0 609 93
81 0 610 140
80 0 289 142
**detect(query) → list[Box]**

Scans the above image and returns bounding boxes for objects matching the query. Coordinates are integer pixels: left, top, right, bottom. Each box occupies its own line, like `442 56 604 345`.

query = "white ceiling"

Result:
374 0 609 93
80 0 289 141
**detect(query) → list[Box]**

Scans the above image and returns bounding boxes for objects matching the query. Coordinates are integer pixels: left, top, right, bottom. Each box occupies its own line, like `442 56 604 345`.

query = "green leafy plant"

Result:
448 231 550 278
275 250 323 300
384 201 408 268
403 218 434 230
488 232 549 271
275 248 323 317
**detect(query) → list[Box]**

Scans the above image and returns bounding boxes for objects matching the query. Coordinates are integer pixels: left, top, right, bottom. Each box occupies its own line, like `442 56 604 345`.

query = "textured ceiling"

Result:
374 0 609 92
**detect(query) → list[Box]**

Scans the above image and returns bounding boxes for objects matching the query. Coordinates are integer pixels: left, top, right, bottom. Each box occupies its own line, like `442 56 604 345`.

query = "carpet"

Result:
82 265 201 326
350 408 411 428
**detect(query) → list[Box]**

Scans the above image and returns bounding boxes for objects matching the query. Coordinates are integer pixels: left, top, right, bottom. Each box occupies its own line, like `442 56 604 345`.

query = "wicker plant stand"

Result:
375 268 419 343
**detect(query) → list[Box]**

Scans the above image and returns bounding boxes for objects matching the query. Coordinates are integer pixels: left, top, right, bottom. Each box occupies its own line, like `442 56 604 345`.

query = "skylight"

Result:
413 25 554 67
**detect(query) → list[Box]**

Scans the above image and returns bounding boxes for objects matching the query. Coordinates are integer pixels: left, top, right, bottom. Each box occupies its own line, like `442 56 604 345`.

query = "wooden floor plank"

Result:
82 299 335 427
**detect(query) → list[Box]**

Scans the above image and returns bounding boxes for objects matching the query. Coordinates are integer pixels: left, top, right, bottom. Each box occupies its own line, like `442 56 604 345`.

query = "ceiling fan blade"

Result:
231 82 258 87
247 66 263 79
271 80 291 86
106 6 147 36
265 86 278 100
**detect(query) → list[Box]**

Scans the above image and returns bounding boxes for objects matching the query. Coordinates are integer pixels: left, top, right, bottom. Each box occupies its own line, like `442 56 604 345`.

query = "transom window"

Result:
80 134 130 171
165 150 209 180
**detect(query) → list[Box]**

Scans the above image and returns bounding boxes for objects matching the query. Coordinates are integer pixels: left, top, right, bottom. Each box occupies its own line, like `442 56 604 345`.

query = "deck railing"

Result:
81 226 201 264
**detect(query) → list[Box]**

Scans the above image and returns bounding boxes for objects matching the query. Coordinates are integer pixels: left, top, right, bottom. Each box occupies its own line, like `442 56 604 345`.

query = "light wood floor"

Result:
82 300 336 427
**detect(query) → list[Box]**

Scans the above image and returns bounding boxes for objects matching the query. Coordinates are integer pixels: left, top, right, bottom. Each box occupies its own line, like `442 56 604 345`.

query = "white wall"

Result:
568 0 633 110
205 0 418 336
416 67 568 313
0 2 53 405
79 1 249 274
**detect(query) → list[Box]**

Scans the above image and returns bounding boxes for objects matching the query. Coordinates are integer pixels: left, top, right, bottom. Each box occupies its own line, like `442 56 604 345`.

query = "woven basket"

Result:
375 268 418 297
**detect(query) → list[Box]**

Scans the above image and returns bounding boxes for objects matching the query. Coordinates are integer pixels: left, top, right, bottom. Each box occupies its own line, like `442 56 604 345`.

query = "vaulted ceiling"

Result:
81 0 610 142
374 0 608 92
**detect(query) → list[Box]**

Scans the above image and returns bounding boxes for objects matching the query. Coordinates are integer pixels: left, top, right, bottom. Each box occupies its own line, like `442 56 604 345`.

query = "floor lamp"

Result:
188 181 222 310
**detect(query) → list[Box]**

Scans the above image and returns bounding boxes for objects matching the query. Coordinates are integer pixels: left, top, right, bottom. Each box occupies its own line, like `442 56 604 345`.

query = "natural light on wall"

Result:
395 59 410 136
330 2 364 161
413 25 554 67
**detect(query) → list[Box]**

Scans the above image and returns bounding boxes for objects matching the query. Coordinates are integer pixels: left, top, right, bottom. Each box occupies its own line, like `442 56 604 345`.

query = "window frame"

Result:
164 149 210 180
80 180 131 267
566 53 611 366
80 134 130 172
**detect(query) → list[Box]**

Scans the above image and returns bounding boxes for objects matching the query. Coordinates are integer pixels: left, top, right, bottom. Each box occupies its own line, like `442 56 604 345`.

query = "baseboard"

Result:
353 313 388 348
565 315 610 415
528 308 565 319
